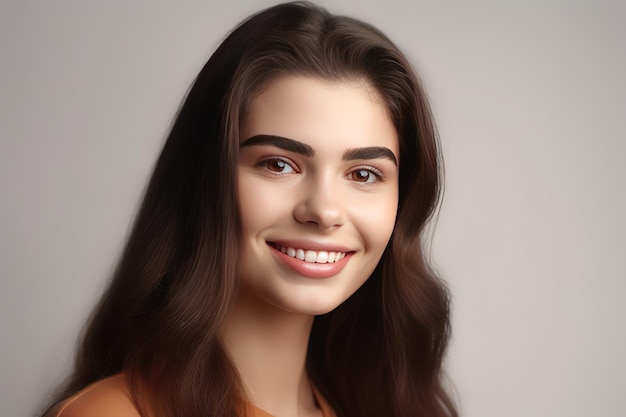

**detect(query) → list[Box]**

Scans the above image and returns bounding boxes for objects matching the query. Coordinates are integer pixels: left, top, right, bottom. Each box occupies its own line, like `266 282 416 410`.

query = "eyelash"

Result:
256 157 385 184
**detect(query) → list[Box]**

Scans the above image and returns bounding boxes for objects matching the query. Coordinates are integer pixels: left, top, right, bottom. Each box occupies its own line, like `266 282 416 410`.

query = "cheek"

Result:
238 179 264 232
238 176 289 234
352 193 398 250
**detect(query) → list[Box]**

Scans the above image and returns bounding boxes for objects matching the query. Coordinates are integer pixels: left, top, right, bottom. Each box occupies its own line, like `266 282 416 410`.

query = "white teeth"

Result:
276 244 346 264
316 251 329 263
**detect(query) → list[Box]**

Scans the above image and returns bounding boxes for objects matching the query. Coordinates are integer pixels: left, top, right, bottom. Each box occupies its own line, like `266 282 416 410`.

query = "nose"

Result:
293 177 345 230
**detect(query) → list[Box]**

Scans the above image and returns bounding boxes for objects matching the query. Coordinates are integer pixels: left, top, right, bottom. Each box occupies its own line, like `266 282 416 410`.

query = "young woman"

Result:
41 2 456 417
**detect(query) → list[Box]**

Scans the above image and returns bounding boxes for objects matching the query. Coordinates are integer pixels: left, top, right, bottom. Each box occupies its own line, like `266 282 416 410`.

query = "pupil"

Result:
272 160 285 171
356 170 369 181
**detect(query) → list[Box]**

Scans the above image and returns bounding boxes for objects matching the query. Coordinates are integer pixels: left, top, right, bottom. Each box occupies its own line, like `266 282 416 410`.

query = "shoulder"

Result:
44 374 141 417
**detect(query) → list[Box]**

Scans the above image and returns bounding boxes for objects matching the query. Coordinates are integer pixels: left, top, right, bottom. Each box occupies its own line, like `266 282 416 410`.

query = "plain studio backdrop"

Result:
1 1 624 416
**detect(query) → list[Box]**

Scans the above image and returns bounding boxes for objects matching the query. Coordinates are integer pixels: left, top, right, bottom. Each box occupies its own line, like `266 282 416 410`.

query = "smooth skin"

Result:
221 76 399 417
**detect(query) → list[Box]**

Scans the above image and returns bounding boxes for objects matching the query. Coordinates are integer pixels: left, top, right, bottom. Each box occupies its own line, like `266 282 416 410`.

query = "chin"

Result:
270 292 352 316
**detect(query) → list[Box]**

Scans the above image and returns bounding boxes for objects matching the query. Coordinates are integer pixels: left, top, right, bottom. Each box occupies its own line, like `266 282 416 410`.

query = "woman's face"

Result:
237 76 399 315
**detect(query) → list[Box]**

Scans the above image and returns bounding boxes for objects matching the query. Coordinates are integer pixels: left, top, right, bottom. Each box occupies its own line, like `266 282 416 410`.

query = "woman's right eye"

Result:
259 157 297 174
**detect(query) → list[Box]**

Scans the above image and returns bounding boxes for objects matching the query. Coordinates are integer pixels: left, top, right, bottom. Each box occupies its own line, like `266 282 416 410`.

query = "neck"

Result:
221 289 319 416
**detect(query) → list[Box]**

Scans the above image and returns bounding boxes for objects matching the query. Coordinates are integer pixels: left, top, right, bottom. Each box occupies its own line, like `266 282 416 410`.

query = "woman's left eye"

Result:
349 167 382 184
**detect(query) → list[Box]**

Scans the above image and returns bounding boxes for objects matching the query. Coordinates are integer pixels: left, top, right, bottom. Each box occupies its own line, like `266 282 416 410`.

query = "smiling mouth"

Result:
268 242 348 264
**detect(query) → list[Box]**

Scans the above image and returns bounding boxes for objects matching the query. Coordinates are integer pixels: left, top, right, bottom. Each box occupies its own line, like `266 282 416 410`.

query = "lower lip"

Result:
269 244 352 279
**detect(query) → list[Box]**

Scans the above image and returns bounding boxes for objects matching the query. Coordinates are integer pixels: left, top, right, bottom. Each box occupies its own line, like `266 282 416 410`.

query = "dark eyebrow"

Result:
240 134 314 157
240 134 397 166
343 147 398 166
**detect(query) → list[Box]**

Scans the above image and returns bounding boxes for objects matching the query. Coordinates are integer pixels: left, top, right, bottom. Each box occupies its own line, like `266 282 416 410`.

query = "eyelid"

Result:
355 164 383 177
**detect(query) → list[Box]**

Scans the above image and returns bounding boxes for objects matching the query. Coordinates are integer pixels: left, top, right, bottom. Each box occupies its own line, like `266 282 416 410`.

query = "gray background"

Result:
2 1 625 416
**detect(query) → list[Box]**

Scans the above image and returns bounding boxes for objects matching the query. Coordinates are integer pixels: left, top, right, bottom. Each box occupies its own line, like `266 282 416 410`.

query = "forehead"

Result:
240 76 399 156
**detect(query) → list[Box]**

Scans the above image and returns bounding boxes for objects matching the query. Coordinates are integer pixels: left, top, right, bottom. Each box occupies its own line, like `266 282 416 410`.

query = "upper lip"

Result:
268 239 354 253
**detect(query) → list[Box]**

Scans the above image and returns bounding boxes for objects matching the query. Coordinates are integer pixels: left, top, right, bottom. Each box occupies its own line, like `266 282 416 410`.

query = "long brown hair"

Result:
42 2 456 417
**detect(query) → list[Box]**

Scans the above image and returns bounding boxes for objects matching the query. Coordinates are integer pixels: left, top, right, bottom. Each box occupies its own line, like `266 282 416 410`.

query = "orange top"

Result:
45 374 336 417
